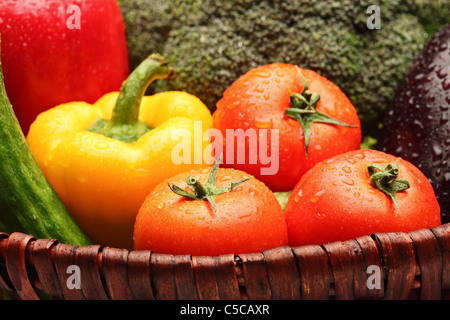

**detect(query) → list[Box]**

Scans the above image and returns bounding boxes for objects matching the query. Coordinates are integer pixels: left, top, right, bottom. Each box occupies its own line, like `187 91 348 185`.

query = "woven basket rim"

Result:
1 222 450 300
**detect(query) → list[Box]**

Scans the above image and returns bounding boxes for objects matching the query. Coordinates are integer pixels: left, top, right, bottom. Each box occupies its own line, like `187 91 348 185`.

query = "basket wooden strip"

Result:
213 254 241 300
102 247 133 300
236 253 271 300
1 223 450 300
354 235 384 299
431 224 450 289
192 255 221 299
126 250 154 300
30 239 62 298
263 246 301 300
53 243 85 300
372 232 417 300
172 254 198 300
323 239 367 300
0 232 14 292
150 253 177 300
291 245 331 299
409 229 443 300
74 245 108 300
4 233 39 300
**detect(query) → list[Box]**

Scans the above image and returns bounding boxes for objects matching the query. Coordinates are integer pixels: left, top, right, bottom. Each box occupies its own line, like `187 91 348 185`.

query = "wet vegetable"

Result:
377 23 450 223
213 63 361 192
27 54 213 249
134 157 289 255
285 149 441 246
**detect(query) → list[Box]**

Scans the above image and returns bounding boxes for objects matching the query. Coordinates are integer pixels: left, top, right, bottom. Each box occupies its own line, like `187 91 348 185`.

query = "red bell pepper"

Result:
0 0 130 133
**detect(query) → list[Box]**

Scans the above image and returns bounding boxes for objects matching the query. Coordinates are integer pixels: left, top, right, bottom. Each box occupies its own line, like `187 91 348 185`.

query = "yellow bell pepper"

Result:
27 54 213 249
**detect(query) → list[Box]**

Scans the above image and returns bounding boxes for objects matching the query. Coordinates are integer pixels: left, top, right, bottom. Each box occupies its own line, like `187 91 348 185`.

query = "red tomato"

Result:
134 163 289 256
285 149 441 246
213 63 361 192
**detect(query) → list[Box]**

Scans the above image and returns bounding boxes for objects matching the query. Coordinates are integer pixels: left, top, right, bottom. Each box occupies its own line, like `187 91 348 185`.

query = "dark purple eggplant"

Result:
378 23 450 223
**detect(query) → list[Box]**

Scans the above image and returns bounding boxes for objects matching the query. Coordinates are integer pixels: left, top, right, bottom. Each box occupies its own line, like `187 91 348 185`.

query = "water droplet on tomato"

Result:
254 117 273 129
354 152 366 160
157 203 165 210
371 158 390 164
220 175 233 183
226 103 237 110
342 166 352 174
248 188 258 196
254 85 264 93
253 71 270 78
342 178 355 186
317 212 326 219
310 190 325 203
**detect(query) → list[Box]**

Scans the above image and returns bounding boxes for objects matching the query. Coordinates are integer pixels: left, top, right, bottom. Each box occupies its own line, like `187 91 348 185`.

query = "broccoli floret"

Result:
120 0 173 69
158 23 265 108
120 0 448 137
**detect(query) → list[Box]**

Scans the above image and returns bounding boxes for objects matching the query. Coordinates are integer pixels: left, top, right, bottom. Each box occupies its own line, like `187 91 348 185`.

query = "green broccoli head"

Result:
120 0 173 69
121 0 447 137
155 23 266 109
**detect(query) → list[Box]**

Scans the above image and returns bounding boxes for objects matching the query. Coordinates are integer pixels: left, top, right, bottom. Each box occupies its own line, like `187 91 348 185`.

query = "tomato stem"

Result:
168 154 251 211
285 68 358 157
368 163 410 214
88 54 175 143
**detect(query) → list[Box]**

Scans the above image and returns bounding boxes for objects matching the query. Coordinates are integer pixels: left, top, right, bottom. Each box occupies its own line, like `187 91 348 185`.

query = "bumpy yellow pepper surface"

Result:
27 55 213 249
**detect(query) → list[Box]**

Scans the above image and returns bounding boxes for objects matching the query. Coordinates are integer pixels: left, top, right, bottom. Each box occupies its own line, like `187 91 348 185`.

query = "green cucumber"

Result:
0 41 92 246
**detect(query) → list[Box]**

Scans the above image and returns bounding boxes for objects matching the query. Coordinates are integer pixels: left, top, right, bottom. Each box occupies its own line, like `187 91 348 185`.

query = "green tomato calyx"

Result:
285 68 358 157
368 163 410 214
168 154 251 211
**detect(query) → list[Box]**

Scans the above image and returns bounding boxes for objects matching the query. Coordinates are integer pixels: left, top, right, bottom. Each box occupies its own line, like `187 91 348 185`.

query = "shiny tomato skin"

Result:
134 167 289 256
285 149 441 247
213 63 361 192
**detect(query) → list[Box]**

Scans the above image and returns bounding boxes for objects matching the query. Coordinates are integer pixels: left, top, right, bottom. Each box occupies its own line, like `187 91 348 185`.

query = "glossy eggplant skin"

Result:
378 24 450 223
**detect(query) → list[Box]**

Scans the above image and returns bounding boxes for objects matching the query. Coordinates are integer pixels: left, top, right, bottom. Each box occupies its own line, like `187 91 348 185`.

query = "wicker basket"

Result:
1 221 450 300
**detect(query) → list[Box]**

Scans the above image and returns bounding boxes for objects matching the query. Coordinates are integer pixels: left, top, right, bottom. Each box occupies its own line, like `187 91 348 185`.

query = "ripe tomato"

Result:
285 149 441 246
133 159 289 255
213 63 361 192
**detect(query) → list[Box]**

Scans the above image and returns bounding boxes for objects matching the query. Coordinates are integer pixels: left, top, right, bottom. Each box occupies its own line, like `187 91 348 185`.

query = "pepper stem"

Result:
368 163 410 214
285 68 358 157
88 54 175 143
168 154 251 211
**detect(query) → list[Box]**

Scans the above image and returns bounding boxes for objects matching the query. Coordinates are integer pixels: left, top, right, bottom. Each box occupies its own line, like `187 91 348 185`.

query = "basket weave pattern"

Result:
1 223 450 300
